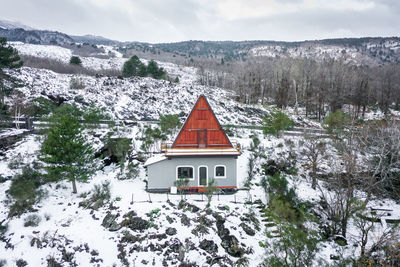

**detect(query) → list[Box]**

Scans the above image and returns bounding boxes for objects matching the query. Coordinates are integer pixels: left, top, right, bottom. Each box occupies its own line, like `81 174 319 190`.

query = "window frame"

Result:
214 165 226 179
176 165 195 181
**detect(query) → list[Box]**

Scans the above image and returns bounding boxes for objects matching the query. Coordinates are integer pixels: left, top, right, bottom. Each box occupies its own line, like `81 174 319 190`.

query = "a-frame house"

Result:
144 95 241 193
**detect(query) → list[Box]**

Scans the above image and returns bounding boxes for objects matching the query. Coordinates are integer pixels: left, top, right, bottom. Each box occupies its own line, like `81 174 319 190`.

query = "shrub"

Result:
79 181 111 210
16 259 27 267
23 214 41 227
322 109 350 134
123 161 140 180
8 167 44 217
69 77 85 89
105 137 132 164
31 97 56 117
69 56 82 65
159 114 181 135
262 109 294 136
263 172 297 209
83 104 110 123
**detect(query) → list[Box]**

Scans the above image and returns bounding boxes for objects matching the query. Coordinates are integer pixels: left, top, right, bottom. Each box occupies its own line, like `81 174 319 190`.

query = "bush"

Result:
262 109 294 136
16 259 27 267
69 56 82 66
23 214 41 227
69 77 85 89
264 173 297 207
159 114 181 135
83 104 110 123
322 109 350 134
8 167 44 217
105 137 132 164
31 97 56 117
79 181 111 210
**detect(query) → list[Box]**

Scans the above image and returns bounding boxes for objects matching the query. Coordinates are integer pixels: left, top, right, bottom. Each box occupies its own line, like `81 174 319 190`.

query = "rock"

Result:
178 247 185 262
199 239 218 254
141 259 148 265
178 200 200 212
127 217 149 232
216 218 245 257
167 238 182 254
101 213 121 231
240 223 255 236
166 227 177 236
181 214 191 226
123 210 137 218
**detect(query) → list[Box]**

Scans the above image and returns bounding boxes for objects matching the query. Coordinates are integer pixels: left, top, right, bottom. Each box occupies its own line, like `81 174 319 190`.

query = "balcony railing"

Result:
161 141 241 152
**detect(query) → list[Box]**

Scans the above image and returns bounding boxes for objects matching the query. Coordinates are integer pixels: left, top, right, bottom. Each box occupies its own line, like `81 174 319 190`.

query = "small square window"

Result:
177 167 193 179
215 166 225 178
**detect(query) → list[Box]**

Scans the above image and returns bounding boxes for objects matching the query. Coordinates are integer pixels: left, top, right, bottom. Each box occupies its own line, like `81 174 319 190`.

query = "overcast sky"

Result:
0 0 399 43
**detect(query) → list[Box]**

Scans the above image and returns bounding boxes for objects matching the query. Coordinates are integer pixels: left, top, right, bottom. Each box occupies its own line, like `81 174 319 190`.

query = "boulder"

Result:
239 223 255 236
199 239 218 254
166 227 177 236
101 213 122 232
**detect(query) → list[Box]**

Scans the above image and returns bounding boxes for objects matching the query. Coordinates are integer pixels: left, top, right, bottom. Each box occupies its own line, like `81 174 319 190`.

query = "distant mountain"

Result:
70 34 120 45
0 27 73 45
0 19 35 31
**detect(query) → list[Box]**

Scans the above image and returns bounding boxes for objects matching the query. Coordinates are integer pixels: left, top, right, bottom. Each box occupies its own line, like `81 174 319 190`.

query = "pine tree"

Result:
122 55 145 77
0 37 23 105
40 105 96 193
69 56 82 65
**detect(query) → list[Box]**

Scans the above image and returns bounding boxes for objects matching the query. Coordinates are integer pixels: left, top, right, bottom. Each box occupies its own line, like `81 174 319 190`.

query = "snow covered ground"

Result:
1 42 399 266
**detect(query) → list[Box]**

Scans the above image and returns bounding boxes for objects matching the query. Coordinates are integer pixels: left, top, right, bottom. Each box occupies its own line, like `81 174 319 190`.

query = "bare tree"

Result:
301 133 326 189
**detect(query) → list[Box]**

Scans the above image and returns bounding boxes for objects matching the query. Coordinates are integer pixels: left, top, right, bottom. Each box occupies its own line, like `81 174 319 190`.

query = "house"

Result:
144 95 241 193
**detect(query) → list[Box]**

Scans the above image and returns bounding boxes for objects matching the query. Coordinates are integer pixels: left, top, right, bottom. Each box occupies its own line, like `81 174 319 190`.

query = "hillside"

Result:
1 41 400 267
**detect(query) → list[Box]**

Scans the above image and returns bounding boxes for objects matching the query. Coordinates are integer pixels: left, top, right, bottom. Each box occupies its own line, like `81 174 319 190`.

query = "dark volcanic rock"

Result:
178 200 200 213
199 239 218 254
216 217 245 257
101 213 121 232
123 217 149 232
240 223 255 236
181 214 191 226
166 227 177 236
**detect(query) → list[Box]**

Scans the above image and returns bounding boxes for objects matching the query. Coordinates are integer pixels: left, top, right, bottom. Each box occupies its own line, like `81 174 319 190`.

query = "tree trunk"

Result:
311 172 317 189
72 179 77 194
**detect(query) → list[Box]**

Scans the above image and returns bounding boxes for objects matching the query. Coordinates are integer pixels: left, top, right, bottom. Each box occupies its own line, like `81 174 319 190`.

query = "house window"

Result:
215 165 226 178
177 166 194 179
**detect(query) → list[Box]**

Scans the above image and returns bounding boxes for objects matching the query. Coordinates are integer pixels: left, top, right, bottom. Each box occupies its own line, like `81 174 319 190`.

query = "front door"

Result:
199 166 208 186
198 130 207 148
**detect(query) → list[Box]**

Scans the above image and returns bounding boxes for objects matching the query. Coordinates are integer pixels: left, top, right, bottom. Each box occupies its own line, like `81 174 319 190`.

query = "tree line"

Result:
198 56 400 120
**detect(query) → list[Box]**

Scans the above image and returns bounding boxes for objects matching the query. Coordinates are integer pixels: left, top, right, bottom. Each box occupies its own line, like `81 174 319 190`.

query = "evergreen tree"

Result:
147 60 165 79
69 56 82 66
122 55 145 77
0 37 23 105
40 105 96 193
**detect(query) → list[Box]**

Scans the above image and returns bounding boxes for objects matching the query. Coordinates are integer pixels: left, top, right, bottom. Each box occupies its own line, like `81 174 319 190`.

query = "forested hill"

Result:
1 18 399 65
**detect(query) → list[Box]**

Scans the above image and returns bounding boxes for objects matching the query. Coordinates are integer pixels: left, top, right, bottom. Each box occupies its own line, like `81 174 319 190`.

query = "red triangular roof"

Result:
172 95 232 149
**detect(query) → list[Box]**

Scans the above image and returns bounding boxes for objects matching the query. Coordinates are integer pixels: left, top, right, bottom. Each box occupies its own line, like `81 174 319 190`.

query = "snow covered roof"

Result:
143 154 168 167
